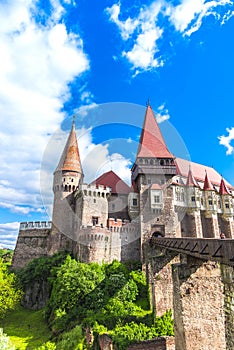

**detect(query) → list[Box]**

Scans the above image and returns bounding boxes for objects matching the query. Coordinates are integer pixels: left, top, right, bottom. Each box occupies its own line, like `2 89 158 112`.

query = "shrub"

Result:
0 328 15 350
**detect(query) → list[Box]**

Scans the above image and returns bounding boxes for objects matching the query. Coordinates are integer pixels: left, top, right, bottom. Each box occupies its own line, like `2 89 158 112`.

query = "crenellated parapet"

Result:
20 221 52 230
78 183 111 198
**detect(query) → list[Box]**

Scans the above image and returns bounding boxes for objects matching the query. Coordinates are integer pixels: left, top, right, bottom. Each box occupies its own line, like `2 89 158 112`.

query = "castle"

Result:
12 104 234 269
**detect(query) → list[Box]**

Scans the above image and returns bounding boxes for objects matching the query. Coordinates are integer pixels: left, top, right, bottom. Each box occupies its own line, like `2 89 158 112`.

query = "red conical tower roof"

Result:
203 171 214 191
137 105 173 158
55 120 82 174
219 178 230 195
186 167 200 187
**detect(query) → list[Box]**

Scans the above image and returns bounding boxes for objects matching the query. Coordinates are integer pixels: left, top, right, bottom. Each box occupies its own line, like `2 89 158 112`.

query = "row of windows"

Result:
84 190 107 198
139 158 174 166
54 184 76 192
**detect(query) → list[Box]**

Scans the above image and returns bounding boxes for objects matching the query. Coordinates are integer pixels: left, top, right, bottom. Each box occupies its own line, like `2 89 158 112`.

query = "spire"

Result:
219 178 230 195
203 171 214 191
55 118 82 174
186 166 200 187
137 104 173 158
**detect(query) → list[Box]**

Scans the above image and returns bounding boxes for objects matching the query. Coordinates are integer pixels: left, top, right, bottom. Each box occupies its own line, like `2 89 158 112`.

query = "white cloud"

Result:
218 127 234 155
106 0 233 72
0 1 89 219
168 0 234 37
106 1 164 72
0 222 20 249
155 103 171 123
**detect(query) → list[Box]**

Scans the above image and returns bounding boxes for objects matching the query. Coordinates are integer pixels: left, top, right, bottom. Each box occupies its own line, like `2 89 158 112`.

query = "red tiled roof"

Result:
203 171 214 191
137 105 174 158
219 178 230 195
55 122 82 173
93 170 131 194
186 167 200 187
175 158 233 189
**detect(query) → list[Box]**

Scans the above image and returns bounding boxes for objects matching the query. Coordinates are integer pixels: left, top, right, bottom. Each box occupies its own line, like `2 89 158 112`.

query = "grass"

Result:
1 306 51 349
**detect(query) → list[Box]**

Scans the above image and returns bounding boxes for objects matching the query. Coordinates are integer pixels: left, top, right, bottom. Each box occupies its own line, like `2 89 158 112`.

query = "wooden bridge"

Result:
150 237 234 266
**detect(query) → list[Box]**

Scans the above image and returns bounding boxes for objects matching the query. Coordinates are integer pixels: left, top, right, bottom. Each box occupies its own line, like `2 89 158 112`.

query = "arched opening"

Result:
152 231 163 238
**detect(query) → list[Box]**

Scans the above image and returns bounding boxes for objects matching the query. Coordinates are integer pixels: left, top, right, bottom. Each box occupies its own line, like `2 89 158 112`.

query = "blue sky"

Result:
0 0 234 249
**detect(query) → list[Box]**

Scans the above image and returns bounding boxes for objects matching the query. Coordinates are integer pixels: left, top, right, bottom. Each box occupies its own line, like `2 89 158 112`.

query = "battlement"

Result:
20 221 52 230
80 221 137 234
80 183 111 197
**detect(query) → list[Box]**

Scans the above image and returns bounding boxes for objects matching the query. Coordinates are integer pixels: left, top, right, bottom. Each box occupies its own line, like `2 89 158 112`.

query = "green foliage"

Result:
56 325 85 350
0 328 15 350
0 259 23 319
46 256 105 332
0 249 13 265
35 341 57 350
17 252 67 286
110 310 174 350
5 254 173 350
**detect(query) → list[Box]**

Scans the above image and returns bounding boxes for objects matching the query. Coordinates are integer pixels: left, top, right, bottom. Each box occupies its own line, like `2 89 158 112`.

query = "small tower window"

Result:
92 217 98 225
154 195 160 203
133 198 138 206
191 196 195 202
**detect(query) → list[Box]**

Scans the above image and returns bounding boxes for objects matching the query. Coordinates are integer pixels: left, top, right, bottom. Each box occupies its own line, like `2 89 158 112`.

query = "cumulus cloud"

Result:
0 0 89 218
218 127 234 155
106 1 164 72
168 0 233 36
106 0 233 72
0 222 20 249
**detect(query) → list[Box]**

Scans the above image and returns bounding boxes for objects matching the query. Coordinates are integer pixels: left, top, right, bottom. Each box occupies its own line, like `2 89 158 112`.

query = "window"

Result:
133 198 138 206
154 195 160 203
208 199 213 206
93 199 96 203
147 178 151 184
225 203 230 209
191 196 195 202
92 217 98 225
112 204 115 210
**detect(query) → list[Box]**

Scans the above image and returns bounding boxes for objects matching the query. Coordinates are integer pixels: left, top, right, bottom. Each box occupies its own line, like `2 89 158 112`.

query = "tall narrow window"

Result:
92 217 98 226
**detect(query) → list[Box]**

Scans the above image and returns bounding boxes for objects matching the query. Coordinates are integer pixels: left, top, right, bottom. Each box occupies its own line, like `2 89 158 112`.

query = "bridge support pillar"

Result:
172 257 226 350
145 248 179 316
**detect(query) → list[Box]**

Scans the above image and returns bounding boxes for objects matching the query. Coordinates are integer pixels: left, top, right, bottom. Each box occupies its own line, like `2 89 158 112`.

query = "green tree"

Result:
0 259 22 319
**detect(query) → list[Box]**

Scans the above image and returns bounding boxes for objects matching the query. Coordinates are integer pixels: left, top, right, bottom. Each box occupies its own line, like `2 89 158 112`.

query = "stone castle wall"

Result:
12 222 52 269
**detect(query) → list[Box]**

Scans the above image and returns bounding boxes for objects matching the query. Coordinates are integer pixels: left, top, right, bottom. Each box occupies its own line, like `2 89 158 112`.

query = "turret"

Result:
219 178 233 216
186 166 201 209
131 104 176 191
52 118 83 241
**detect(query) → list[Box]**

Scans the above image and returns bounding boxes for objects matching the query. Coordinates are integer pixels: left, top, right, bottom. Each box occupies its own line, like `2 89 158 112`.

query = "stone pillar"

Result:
172 258 226 350
187 210 202 238
219 217 234 239
203 213 219 238
221 265 234 350
146 248 179 316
